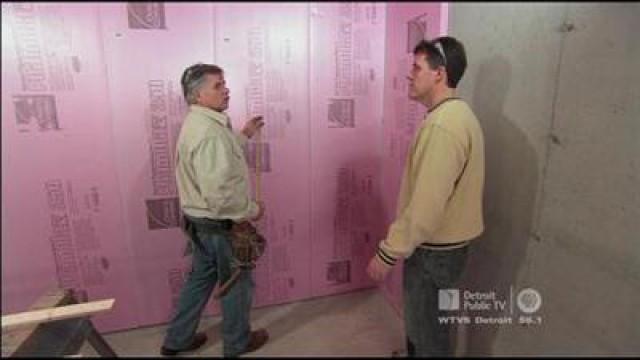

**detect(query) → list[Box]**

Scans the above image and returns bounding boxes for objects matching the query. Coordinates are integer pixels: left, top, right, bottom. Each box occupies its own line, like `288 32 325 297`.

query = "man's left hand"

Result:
367 255 392 282
241 115 265 139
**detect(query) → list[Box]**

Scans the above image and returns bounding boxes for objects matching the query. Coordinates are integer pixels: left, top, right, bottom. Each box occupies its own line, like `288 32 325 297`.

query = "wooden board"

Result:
2 288 75 357
2 289 117 357
2 299 115 331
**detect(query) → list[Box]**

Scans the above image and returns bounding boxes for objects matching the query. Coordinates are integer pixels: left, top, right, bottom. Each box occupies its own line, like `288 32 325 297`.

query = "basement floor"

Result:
81 288 406 357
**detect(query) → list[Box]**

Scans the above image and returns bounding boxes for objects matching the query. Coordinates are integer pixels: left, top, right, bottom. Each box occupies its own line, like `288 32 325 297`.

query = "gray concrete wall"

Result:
448 3 640 355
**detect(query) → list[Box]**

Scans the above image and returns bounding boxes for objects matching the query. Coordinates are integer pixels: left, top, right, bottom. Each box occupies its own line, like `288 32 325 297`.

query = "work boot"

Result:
160 332 207 356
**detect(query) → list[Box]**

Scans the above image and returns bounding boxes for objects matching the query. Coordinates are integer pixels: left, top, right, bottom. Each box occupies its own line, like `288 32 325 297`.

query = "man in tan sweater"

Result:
367 37 484 357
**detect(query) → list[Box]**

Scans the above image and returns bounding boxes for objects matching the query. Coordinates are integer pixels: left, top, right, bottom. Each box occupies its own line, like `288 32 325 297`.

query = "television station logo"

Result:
438 287 543 326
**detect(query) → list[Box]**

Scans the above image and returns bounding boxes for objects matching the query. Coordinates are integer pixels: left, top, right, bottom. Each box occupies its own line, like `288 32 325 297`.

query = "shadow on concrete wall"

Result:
454 56 539 356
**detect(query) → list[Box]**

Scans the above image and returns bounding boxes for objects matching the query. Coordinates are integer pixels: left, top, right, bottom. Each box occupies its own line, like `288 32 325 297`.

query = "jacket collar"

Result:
190 105 231 128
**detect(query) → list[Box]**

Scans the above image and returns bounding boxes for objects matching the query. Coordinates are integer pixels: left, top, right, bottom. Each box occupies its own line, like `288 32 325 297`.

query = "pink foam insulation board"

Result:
213 3 314 308
1 3 143 331
1 2 447 333
307 3 387 298
381 2 448 316
96 2 217 329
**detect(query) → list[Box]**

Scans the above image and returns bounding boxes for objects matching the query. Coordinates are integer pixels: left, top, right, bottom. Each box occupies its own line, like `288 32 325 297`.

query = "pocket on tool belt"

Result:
229 221 266 268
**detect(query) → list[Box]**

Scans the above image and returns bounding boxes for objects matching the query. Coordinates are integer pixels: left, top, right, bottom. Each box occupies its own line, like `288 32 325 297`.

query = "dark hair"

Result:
413 36 467 88
180 63 223 104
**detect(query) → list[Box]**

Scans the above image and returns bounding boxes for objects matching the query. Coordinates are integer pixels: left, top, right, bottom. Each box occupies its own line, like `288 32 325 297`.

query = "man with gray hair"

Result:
161 63 268 357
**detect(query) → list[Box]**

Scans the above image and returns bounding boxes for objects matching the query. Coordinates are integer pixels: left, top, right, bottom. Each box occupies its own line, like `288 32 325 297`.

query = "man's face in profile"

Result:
408 53 443 104
196 73 230 112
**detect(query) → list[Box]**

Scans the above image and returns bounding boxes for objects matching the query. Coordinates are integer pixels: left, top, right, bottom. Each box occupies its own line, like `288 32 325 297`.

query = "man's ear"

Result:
437 66 448 85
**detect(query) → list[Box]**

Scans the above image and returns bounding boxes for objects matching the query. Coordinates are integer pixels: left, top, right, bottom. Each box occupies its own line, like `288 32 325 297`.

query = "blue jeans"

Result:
403 246 469 357
163 218 254 357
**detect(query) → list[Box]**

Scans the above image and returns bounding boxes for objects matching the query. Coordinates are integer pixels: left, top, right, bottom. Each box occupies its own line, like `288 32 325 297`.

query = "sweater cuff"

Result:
376 247 398 267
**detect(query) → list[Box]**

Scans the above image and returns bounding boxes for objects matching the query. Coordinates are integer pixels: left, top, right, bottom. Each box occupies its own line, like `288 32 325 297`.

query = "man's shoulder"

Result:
183 113 224 137
435 98 475 119
431 99 479 133
179 115 224 151
423 99 482 149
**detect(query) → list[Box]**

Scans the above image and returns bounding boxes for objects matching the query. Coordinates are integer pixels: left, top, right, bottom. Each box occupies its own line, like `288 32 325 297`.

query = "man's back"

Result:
424 98 484 243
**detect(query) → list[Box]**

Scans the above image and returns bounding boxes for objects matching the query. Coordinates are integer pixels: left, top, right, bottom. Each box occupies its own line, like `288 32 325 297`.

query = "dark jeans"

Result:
403 246 469 357
162 217 254 357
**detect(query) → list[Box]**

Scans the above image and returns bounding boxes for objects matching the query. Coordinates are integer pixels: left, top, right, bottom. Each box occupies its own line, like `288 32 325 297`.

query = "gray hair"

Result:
180 63 223 105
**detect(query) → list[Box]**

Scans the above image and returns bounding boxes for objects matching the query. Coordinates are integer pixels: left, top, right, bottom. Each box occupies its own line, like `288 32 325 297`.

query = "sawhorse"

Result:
2 289 117 357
